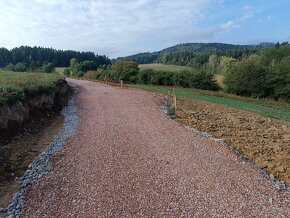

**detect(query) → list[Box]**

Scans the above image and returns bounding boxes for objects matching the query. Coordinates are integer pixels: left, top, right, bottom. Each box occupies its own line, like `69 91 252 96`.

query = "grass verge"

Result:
128 84 290 122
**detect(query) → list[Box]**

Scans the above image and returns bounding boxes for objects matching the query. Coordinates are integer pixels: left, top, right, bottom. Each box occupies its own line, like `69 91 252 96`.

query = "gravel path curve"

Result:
22 79 289 217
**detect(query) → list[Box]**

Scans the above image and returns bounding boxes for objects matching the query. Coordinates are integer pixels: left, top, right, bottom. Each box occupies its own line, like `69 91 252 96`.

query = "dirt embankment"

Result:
175 97 290 186
0 81 70 145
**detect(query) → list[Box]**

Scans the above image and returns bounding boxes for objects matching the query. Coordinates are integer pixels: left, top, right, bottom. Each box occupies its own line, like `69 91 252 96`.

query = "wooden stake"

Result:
120 80 124 89
173 88 177 113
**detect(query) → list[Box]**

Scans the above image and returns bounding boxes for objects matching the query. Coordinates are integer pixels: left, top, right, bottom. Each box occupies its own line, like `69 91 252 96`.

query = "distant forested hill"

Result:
0 46 111 68
116 42 273 65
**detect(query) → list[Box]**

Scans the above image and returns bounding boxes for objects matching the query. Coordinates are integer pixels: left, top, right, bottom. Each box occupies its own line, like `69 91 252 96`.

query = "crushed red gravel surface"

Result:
22 79 289 217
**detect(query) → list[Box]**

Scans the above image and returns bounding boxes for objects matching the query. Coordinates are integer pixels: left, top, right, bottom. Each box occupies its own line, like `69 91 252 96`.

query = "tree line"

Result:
224 42 290 100
116 42 261 65
81 60 219 91
0 46 111 68
115 42 290 101
2 42 290 102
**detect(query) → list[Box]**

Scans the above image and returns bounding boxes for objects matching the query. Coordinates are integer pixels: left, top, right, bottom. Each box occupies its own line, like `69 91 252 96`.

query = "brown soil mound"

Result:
175 97 290 186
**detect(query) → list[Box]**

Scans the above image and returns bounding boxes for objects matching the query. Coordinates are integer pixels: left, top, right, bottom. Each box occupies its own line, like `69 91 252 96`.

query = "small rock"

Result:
269 197 273 205
0 207 7 213
276 166 285 173
269 174 275 180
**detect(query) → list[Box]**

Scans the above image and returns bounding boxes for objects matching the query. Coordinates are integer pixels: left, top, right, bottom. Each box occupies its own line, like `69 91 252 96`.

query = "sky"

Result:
0 0 289 58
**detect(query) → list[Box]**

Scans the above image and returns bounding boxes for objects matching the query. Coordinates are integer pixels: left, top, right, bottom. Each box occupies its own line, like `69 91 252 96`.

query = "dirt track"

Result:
22 79 289 217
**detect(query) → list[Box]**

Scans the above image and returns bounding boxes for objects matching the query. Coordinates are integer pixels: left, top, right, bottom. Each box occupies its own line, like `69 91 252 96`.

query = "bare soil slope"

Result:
22 80 289 217
176 97 290 186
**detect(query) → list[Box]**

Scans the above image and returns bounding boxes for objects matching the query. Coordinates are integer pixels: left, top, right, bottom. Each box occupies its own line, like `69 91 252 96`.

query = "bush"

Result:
41 63 55 73
265 57 290 100
83 71 98 80
137 68 219 91
81 63 220 91
167 107 176 119
67 58 105 78
5 63 15 71
112 60 139 82
138 69 154 84
63 69 70 76
75 71 84 77
14 62 28 72
78 61 98 72
69 58 79 76
148 71 164 85
82 69 111 81
5 62 27 72
224 55 267 97
189 70 220 91
172 70 192 87
158 71 174 86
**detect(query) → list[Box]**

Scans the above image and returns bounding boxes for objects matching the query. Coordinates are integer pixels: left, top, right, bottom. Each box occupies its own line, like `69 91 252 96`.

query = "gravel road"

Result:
22 79 289 217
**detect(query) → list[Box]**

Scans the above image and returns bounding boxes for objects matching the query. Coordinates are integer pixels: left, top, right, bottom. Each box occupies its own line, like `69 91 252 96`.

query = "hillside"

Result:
160 42 251 53
116 42 273 64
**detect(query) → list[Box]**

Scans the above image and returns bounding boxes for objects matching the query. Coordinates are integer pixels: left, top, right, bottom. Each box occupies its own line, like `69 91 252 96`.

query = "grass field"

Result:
55 67 67 74
129 84 290 122
0 70 65 105
139 64 192 72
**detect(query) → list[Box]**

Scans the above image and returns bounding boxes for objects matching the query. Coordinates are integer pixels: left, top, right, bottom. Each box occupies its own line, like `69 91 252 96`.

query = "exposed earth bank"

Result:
0 81 70 145
0 80 71 217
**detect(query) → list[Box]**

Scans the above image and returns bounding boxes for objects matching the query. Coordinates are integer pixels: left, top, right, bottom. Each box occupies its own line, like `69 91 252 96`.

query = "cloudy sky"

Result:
0 0 289 58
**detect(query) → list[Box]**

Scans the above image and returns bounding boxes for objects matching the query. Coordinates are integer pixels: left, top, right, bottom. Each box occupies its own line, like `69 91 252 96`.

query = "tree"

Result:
41 63 55 73
189 70 220 91
0 48 11 67
0 46 111 68
207 54 219 74
138 69 154 84
4 63 15 71
224 55 266 97
78 60 98 72
69 58 79 76
64 68 70 76
265 57 290 100
112 60 139 82
14 62 27 72
29 60 37 71
217 56 236 75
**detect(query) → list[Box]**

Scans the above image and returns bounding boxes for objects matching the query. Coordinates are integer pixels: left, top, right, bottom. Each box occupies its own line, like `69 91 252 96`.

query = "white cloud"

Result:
218 5 255 33
0 0 223 57
220 21 240 32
